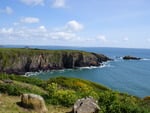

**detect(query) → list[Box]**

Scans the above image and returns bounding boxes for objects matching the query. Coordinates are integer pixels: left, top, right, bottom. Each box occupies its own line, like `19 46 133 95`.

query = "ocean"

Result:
3 45 150 98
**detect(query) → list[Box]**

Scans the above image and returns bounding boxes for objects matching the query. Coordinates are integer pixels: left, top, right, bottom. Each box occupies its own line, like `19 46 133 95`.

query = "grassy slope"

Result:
0 73 150 113
0 94 71 113
0 48 92 57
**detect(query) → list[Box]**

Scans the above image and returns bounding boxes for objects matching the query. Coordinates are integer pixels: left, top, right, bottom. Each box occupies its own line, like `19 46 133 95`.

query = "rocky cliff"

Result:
0 48 110 75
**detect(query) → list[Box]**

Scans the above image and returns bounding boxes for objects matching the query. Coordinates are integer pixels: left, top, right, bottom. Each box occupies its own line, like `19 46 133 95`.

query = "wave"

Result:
101 61 114 68
24 72 40 77
79 61 113 70
79 66 98 70
24 68 74 76
24 61 113 76
142 58 150 61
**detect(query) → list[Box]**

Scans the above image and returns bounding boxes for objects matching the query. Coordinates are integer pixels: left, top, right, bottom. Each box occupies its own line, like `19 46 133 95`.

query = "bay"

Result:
3 45 150 97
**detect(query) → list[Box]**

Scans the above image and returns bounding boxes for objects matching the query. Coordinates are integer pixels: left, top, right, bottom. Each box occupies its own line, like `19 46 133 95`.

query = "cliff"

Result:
0 48 110 75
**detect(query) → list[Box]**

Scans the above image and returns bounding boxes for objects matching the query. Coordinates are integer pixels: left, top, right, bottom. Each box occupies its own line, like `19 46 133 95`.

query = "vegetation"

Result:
0 73 150 113
0 94 71 113
0 48 91 60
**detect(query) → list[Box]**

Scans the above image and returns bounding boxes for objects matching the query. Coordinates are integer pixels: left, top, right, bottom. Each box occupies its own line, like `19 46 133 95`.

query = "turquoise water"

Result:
3 45 150 97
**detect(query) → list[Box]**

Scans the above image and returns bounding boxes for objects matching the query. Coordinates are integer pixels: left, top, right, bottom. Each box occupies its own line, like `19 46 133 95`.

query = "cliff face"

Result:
0 48 110 75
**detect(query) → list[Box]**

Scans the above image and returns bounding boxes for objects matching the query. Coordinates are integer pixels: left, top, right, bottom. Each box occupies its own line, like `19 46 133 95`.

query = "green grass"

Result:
0 94 71 113
0 73 150 113
0 48 90 56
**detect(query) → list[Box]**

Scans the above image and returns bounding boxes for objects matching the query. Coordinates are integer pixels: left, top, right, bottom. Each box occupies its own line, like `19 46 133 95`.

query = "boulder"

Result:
72 97 100 113
0 93 1 104
123 56 141 60
20 93 48 113
143 96 150 101
3 79 13 84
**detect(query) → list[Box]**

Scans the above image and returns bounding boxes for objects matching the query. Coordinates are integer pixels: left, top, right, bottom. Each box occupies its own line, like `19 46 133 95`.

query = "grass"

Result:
0 94 71 113
0 48 91 56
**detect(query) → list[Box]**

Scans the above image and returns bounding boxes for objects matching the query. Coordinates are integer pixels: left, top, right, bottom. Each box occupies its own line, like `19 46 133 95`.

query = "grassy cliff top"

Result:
0 48 95 56
0 73 150 113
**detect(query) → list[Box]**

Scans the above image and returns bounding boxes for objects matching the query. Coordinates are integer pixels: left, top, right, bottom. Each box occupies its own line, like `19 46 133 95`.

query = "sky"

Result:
0 0 150 48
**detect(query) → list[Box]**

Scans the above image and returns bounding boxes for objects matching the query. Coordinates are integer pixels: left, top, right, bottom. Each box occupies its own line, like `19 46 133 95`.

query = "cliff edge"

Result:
0 48 110 74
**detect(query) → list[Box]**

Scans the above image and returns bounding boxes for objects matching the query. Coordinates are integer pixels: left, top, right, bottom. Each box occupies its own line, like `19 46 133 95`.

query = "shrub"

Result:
46 82 78 106
0 84 20 95
0 73 45 88
98 91 149 113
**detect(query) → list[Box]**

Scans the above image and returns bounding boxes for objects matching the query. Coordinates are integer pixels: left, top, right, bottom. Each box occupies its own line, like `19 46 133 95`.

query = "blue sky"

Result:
0 0 150 48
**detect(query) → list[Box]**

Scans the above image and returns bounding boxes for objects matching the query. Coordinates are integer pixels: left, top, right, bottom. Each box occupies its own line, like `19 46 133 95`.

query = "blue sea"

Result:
3 45 150 98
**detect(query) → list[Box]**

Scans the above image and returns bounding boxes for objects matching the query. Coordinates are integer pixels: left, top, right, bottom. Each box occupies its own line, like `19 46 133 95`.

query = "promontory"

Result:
0 48 110 75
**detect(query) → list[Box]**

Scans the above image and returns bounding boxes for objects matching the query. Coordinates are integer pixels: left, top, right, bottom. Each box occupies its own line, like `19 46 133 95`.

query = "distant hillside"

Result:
0 48 110 75
0 73 150 113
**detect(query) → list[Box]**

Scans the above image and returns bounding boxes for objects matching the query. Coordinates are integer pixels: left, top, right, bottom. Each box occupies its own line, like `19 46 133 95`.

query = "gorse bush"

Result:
46 82 78 106
98 91 149 113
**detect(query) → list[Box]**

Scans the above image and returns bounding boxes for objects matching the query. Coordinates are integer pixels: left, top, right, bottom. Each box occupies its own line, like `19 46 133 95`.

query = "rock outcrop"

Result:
72 97 100 113
20 93 48 113
0 48 110 75
123 56 141 60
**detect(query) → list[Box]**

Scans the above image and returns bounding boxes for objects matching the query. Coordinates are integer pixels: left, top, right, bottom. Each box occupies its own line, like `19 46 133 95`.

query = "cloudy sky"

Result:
0 0 150 48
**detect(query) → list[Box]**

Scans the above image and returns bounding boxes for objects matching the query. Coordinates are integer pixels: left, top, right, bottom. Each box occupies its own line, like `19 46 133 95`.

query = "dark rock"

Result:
72 97 100 113
123 56 141 60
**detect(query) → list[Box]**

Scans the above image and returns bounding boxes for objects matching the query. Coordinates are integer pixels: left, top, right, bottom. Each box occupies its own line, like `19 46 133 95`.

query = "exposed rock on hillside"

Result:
0 48 110 74
21 93 48 113
72 97 100 113
123 56 141 60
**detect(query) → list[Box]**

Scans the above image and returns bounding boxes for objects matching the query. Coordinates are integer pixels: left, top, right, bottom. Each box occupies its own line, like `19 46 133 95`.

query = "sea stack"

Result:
123 56 141 60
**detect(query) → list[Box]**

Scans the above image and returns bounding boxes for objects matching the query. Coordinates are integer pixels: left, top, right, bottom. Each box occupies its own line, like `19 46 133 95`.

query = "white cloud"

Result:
123 37 129 41
0 26 77 42
0 6 13 15
0 25 108 46
66 20 84 32
96 35 107 42
0 26 112 47
147 38 150 42
52 0 66 8
0 28 14 34
20 0 44 6
50 31 76 40
0 20 109 46
38 26 47 32
20 17 40 24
